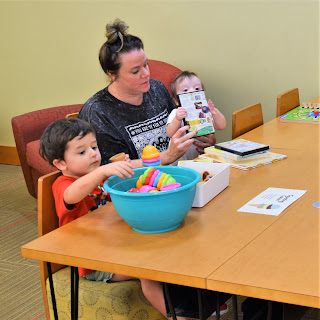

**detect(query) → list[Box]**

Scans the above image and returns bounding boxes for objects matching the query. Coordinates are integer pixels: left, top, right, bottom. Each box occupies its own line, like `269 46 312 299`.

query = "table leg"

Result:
70 267 79 320
232 295 238 320
214 292 221 320
74 268 79 319
163 283 177 320
47 262 58 320
197 288 204 320
71 267 74 319
267 300 273 320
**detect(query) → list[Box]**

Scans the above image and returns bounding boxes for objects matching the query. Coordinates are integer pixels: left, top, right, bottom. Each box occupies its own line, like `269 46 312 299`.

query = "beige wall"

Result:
1 0 319 146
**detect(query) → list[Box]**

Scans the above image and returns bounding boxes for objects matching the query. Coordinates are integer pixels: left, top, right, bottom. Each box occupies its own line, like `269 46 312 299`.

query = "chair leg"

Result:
47 262 58 320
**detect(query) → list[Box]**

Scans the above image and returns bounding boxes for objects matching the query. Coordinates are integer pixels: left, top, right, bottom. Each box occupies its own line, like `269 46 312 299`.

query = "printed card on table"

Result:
237 187 307 216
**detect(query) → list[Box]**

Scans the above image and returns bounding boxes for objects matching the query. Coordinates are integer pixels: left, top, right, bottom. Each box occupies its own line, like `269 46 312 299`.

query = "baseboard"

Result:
0 146 20 165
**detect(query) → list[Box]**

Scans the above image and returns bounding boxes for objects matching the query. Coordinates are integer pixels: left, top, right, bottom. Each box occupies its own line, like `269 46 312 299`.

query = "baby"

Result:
167 71 226 163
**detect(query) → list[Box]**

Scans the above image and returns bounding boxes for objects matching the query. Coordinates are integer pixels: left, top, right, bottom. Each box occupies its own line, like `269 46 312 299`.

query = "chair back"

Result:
148 59 182 94
232 103 263 139
276 88 300 117
38 171 65 318
11 104 83 198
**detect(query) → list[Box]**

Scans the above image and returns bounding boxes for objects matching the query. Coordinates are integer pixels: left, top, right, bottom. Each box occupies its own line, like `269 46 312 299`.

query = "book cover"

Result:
198 151 287 170
280 104 320 124
214 139 270 156
178 90 215 137
204 146 268 162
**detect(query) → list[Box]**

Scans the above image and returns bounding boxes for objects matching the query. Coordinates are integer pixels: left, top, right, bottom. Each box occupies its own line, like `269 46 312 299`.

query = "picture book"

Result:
204 146 268 162
198 151 287 170
178 90 215 137
214 139 270 156
237 187 306 216
280 103 320 124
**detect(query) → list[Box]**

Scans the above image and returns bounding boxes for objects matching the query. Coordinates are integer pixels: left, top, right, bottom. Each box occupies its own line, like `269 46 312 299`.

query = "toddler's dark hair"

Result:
39 118 96 166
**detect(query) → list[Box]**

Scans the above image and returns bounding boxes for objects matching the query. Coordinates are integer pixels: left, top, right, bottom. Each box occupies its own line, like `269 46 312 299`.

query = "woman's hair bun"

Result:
106 18 128 44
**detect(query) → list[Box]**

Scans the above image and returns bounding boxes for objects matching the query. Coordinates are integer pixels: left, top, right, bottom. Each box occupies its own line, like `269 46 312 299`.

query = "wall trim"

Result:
0 146 20 165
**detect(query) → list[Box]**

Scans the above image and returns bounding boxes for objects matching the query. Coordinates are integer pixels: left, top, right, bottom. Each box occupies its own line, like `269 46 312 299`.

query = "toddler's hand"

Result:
175 107 188 121
208 99 217 115
104 161 135 179
124 154 131 162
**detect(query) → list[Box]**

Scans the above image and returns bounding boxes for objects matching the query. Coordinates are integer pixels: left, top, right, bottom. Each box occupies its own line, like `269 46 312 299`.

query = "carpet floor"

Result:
0 164 319 320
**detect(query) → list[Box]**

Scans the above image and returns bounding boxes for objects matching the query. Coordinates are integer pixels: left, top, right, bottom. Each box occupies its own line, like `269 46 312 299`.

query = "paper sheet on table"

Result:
237 187 307 216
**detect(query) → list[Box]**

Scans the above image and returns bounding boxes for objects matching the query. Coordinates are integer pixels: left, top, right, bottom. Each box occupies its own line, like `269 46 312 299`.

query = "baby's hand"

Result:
104 161 135 179
208 99 217 115
176 107 188 121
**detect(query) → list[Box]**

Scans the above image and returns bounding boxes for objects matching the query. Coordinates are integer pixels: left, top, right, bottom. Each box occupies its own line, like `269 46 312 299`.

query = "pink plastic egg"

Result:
139 185 157 193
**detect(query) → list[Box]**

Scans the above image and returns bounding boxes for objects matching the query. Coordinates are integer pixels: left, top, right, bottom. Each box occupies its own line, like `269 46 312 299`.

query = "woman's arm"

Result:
161 126 197 165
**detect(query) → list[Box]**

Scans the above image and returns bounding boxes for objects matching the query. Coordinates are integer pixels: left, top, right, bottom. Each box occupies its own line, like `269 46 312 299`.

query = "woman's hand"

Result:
193 133 216 154
161 125 197 165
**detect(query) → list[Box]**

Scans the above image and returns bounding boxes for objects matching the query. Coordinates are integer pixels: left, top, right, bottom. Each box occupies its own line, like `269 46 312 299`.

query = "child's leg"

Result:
109 273 135 281
111 274 187 320
140 278 187 320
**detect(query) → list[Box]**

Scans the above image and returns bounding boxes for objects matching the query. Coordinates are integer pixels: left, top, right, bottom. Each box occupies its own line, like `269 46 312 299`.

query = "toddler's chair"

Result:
276 88 300 117
232 103 264 139
38 171 166 320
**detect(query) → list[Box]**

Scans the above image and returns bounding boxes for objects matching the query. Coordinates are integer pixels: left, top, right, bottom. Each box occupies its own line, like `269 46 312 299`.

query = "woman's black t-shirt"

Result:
78 79 175 164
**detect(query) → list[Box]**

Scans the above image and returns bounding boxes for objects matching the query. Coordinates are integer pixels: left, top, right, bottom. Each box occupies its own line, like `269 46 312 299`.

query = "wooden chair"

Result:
276 88 300 117
37 171 166 320
65 112 79 118
232 103 264 139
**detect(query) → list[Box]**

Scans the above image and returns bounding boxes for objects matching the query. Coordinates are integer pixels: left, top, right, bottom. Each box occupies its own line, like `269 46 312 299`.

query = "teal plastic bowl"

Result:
104 166 200 233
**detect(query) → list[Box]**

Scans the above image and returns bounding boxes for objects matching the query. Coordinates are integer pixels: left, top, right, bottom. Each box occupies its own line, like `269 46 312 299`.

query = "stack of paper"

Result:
204 146 268 162
198 151 287 170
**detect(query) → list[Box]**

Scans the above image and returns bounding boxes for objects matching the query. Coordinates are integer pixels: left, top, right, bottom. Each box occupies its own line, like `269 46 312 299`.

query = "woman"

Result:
79 19 225 319
78 18 215 166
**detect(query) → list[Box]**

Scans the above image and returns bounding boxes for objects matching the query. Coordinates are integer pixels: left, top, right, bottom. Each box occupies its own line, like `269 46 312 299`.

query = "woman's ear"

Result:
107 71 116 82
53 159 67 171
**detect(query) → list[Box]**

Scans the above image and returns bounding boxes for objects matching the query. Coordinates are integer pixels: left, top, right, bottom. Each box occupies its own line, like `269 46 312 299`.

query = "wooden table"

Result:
21 97 320 313
207 96 320 309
